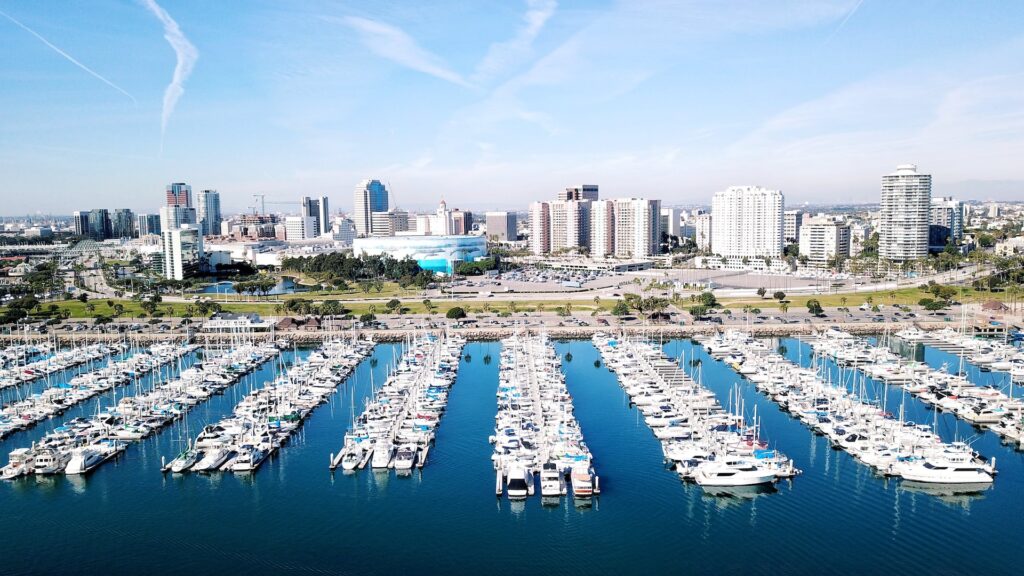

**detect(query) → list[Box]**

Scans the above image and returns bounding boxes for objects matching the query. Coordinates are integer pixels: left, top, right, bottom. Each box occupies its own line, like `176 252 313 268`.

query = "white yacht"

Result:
65 445 108 475
340 446 364 471
168 447 202 473
32 447 70 475
539 462 565 497
693 457 775 487
570 465 595 498
506 466 533 499
192 447 232 472
231 443 269 472
889 455 994 484
371 441 394 469
1 448 35 479
393 444 417 471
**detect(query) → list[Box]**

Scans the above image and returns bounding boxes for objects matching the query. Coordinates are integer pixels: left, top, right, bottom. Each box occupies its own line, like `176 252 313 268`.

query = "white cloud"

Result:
143 0 198 152
472 0 556 84
339 15 471 88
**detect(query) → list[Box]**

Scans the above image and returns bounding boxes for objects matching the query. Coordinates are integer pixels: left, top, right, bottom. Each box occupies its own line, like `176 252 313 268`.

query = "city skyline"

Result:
3 1 1024 215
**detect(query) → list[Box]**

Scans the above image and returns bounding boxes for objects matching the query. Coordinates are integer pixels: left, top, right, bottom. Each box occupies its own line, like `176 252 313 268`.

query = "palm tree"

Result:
840 296 847 307
780 302 789 317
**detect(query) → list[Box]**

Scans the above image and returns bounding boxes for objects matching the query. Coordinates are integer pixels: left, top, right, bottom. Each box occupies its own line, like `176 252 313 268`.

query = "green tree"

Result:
612 300 630 316
756 287 767 299
446 306 467 320
385 299 401 313
806 299 824 316
773 291 786 301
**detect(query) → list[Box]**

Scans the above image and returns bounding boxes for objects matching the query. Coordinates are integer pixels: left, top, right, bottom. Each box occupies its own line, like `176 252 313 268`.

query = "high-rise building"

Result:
590 200 615 258
798 216 850 265
484 212 518 242
879 164 931 262
87 209 111 240
710 186 784 258
197 190 222 237
613 198 661 258
111 209 135 239
159 205 197 233
451 210 473 235
930 197 964 242
352 179 390 237
559 185 599 202
166 182 192 207
136 213 161 236
162 224 204 280
72 211 90 236
783 209 804 244
549 200 591 254
284 216 317 240
529 201 550 255
317 196 330 235
695 213 712 251
660 207 682 238
371 210 410 237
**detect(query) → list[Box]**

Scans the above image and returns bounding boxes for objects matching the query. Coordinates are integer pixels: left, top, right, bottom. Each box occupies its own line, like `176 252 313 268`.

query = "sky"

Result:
2 0 1023 216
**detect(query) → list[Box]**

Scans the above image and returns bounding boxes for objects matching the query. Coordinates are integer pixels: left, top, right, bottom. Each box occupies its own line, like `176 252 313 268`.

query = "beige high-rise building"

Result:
612 198 661 258
529 201 550 255
799 216 850 265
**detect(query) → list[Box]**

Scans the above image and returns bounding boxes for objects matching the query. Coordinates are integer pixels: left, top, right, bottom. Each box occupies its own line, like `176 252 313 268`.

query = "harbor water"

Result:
2 339 1023 575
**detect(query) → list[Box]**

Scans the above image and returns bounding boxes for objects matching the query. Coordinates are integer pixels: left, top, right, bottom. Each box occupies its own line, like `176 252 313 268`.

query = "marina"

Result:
492 333 598 502
0 341 280 479
177 337 373 474
703 330 997 486
331 333 463 473
0 342 198 439
898 326 1024 381
594 334 796 492
802 329 1024 441
0 341 125 390
2 337 1024 574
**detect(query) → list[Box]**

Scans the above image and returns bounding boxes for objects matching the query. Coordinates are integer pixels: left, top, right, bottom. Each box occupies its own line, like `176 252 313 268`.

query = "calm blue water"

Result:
2 339 1022 575
198 277 304 295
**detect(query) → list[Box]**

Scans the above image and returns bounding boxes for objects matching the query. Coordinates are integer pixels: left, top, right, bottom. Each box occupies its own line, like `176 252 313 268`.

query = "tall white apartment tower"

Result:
548 200 591 254
710 186 783 258
879 164 931 262
529 201 551 255
590 200 615 258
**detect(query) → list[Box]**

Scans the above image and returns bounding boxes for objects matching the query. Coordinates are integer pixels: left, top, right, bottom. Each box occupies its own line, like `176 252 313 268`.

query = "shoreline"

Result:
0 320 957 344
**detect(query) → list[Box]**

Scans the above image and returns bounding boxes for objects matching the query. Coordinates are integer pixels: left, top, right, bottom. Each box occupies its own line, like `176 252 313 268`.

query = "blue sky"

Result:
2 0 1023 216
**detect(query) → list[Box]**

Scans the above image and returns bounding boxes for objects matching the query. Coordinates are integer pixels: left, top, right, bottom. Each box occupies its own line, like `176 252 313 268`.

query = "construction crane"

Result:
251 194 299 215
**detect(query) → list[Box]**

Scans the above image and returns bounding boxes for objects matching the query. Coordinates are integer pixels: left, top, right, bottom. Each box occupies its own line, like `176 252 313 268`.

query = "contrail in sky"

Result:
0 8 136 104
142 0 198 153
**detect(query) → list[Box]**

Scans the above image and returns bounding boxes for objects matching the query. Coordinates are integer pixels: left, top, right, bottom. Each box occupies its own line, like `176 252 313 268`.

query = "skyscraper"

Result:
317 195 330 235
352 180 390 237
87 209 111 240
548 200 591 254
284 216 317 240
783 209 804 244
159 205 197 232
930 197 964 242
197 190 222 236
559 185 599 202
879 164 931 262
111 209 135 239
72 211 90 236
136 213 161 236
162 224 204 280
166 182 192 207
529 201 550 255
710 186 784 258
590 201 615 258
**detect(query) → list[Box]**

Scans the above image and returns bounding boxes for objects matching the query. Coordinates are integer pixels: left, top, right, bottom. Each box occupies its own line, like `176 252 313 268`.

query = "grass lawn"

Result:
718 285 1011 310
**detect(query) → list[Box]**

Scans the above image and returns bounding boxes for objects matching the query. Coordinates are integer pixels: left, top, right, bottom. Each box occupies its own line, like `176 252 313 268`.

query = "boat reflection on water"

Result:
700 483 778 504
541 495 561 507
898 481 992 510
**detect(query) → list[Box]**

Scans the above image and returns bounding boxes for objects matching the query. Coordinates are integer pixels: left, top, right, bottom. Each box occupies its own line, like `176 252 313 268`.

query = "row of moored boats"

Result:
331 334 464 473
169 337 374 474
703 330 997 486
492 334 599 502
1 341 282 479
1 342 199 439
0 342 124 390
595 334 797 490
